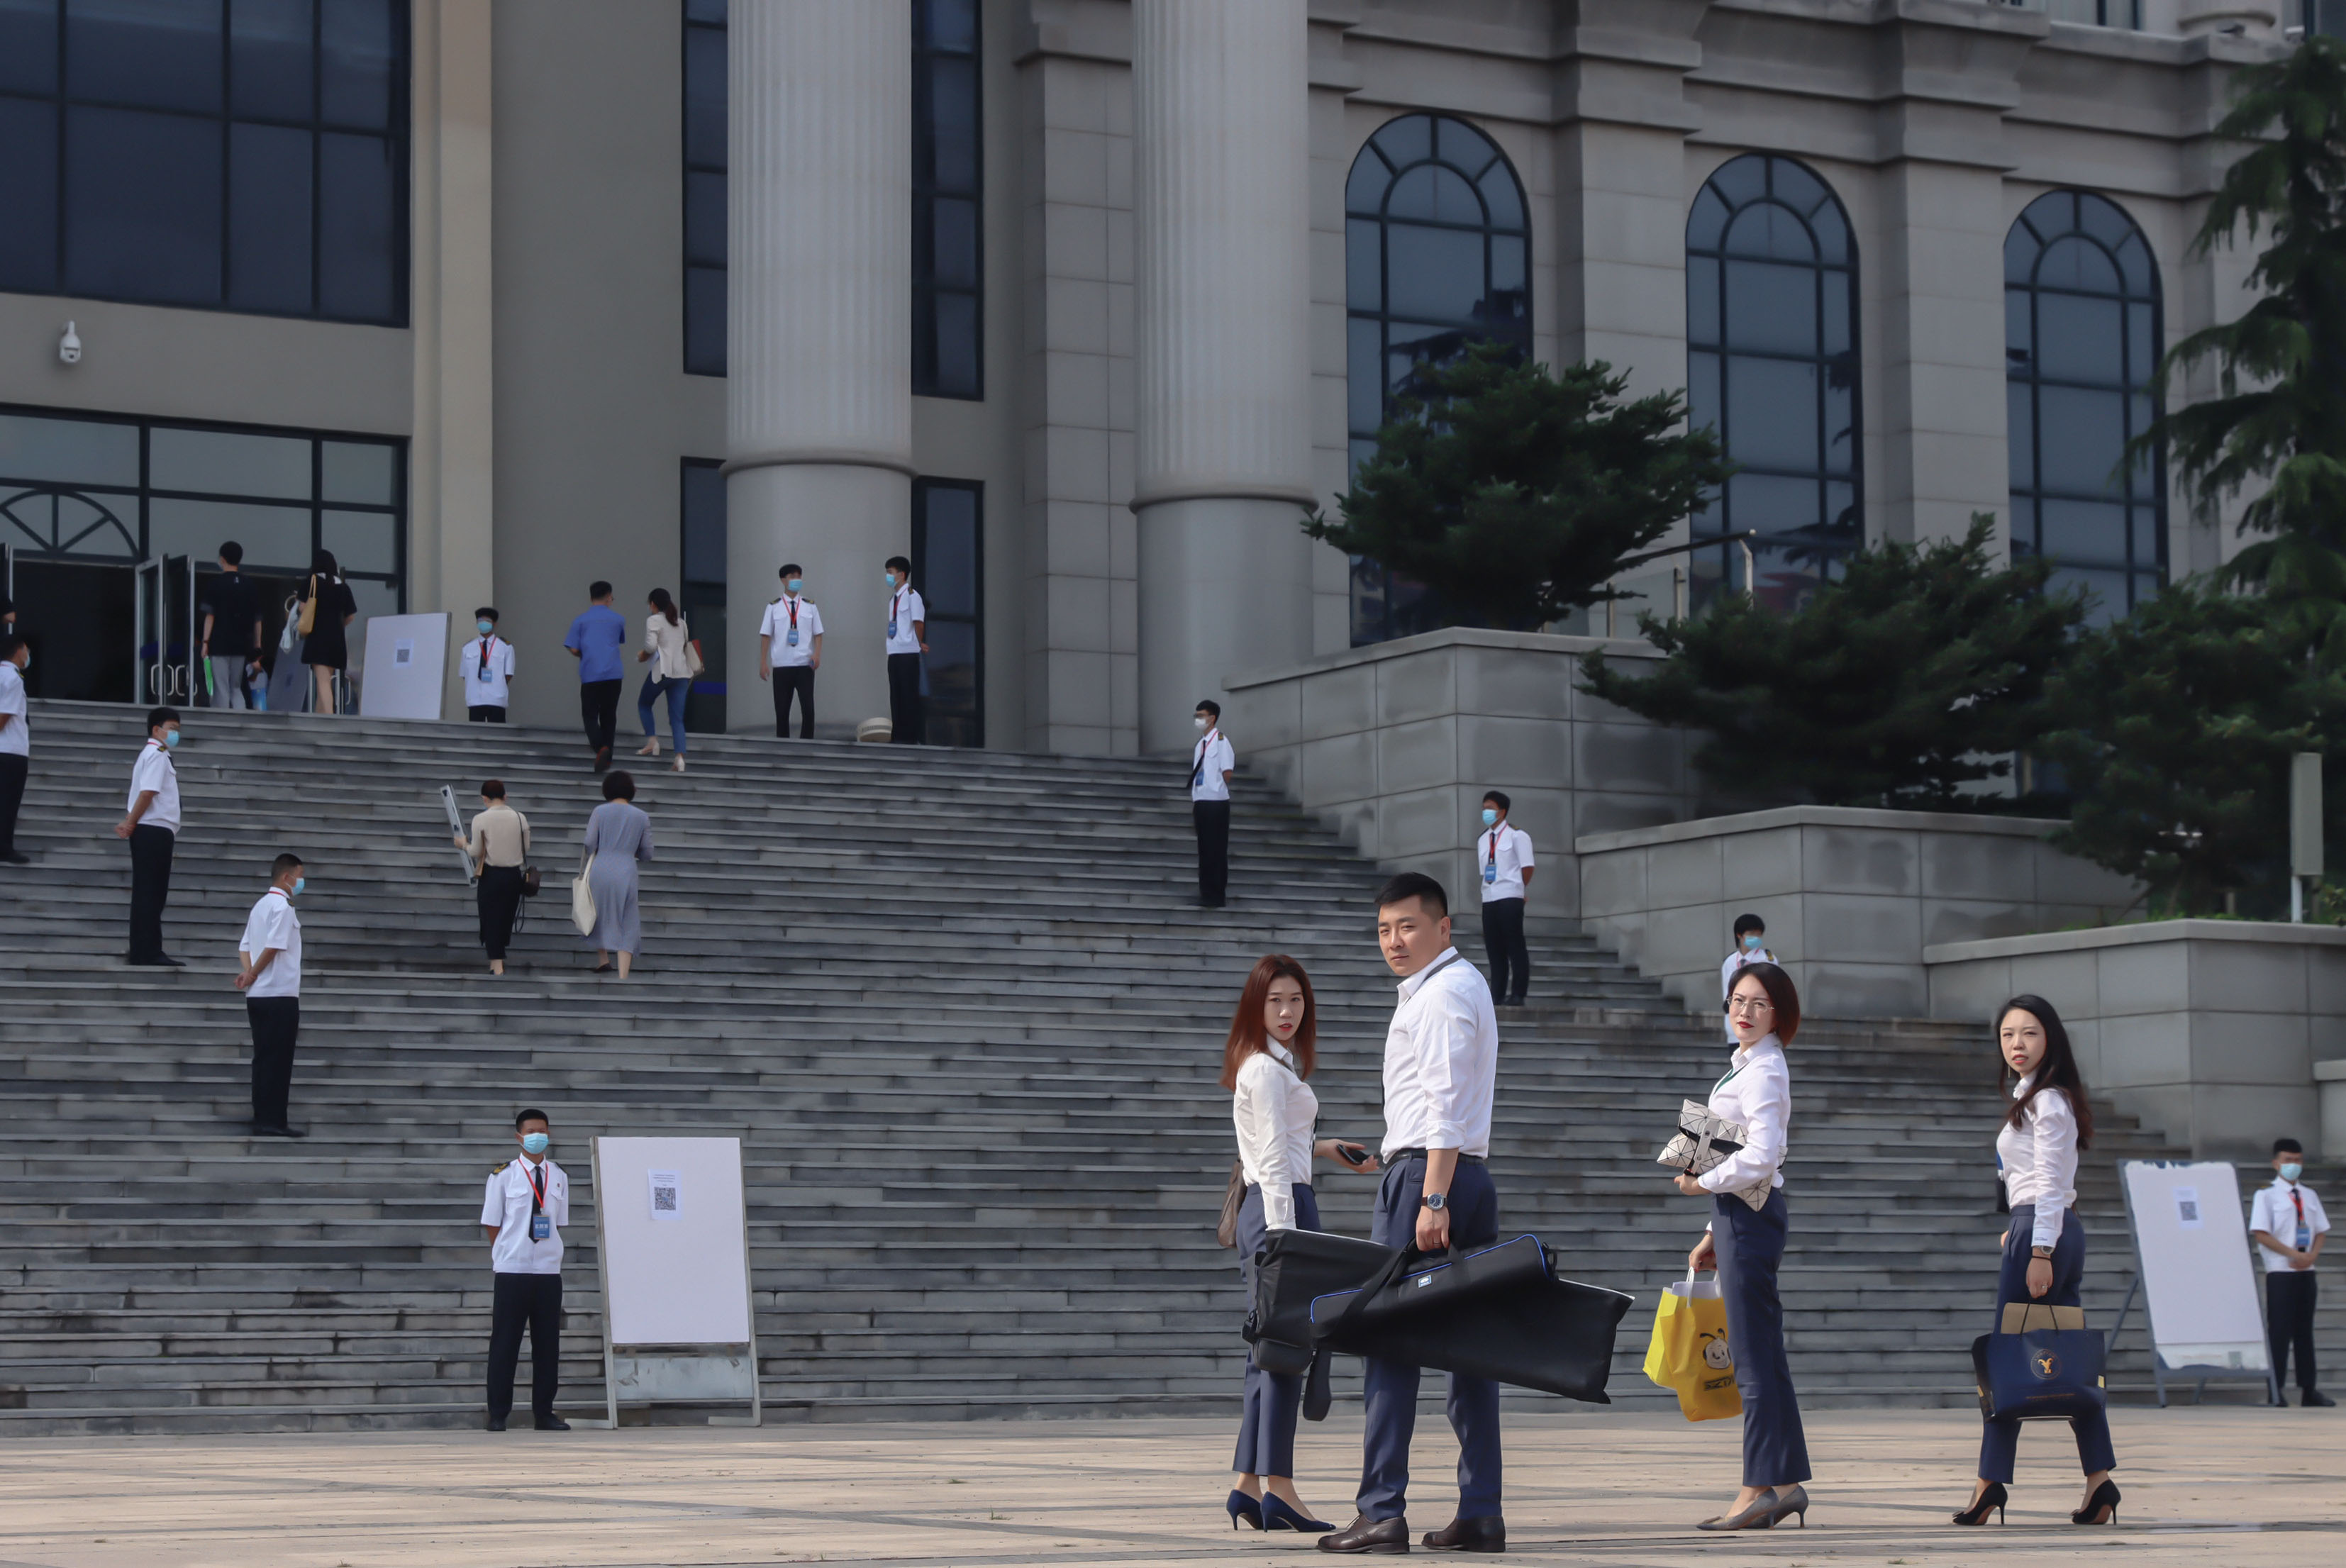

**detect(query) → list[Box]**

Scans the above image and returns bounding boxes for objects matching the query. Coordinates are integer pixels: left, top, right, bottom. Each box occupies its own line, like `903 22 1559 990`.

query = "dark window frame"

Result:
678 455 726 732
681 0 727 376
0 0 411 326
911 0 982 399
911 475 983 747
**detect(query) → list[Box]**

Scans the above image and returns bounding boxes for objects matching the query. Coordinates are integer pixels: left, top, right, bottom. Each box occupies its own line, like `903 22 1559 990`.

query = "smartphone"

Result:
1336 1142 1369 1166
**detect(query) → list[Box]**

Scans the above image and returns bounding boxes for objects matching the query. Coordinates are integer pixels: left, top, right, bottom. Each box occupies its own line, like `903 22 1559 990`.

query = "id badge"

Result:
1483 863 1497 884
786 627 799 646
887 617 898 639
2300 1224 2314 1250
530 1214 552 1241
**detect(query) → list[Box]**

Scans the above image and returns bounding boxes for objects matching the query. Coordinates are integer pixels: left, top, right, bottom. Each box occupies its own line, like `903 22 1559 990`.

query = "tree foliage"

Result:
1578 517 2085 809
1303 343 1726 630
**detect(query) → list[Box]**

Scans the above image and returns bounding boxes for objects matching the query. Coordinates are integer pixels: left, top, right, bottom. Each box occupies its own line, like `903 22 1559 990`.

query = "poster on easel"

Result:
2116 1160 2277 1406
589 1135 761 1428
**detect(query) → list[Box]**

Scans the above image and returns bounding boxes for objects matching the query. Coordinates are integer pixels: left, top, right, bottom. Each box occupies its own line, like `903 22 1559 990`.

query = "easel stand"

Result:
2116 1162 2281 1408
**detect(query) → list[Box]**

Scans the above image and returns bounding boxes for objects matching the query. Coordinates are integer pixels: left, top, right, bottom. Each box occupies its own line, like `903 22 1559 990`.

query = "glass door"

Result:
134 556 196 707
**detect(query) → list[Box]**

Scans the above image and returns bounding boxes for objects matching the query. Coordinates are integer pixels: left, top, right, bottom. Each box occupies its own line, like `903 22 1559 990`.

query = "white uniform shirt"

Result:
2251 1176 2330 1272
1233 1044 1318 1231
458 635 515 707
1700 1035 1790 1199
128 738 181 833
1477 823 1534 902
884 586 925 655
1380 948 1499 1160
236 887 302 999
482 1155 570 1274
1995 1074 2079 1249
1190 729 1235 804
760 595 823 667
0 661 25 757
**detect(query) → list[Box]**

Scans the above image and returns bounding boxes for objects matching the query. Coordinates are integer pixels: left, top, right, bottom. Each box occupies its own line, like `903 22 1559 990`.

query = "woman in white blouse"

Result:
1955 995 2118 1527
633 588 692 773
1222 954 1373 1535
1676 962 1811 1531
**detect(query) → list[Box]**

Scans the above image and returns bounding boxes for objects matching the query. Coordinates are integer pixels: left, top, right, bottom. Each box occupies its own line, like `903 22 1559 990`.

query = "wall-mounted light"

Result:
57 321 81 366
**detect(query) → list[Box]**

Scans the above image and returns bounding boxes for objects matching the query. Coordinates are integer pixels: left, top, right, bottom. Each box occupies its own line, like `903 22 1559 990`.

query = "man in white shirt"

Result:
1191 699 1237 908
459 607 516 722
235 854 306 1137
1474 790 1535 1006
114 707 184 966
2250 1137 2333 1407
1321 873 1505 1556
758 563 823 738
0 634 30 865
482 1108 572 1431
883 555 928 744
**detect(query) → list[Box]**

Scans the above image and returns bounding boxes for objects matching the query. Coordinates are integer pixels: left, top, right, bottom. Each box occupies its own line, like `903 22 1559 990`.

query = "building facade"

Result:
0 0 2305 746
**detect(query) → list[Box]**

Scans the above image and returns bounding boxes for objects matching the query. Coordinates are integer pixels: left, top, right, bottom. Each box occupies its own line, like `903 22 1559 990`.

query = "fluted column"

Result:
725 1 911 734
1131 0 1314 754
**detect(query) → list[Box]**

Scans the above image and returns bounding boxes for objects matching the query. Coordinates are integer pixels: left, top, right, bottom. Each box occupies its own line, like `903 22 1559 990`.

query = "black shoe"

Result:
2304 1389 2336 1407
535 1417 572 1431
126 955 185 967
1318 1513 1409 1554
251 1123 308 1138
593 748 611 774
1953 1481 2007 1525
486 1416 506 1431
2071 1479 2120 1525
1422 1515 1504 1551
0 850 30 865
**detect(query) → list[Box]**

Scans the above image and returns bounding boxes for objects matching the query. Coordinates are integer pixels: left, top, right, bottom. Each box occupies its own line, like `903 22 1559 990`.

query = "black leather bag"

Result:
1245 1229 1389 1375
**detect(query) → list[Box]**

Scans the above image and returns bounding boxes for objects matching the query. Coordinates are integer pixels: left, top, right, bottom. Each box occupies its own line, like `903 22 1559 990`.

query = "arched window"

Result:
1685 153 1861 610
1344 112 1530 643
2005 191 2164 621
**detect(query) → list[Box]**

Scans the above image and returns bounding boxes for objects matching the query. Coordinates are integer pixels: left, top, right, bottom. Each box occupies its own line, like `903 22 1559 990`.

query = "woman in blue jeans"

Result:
634 589 691 773
1955 994 2118 1527
1223 953 1374 1535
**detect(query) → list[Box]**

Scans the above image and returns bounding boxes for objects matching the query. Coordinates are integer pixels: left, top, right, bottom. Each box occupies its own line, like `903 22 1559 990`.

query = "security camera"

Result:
57 322 80 366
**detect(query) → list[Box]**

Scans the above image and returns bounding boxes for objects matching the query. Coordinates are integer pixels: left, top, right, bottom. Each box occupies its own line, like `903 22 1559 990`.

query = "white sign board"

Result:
357 611 449 720
592 1136 752 1345
2121 1160 2269 1372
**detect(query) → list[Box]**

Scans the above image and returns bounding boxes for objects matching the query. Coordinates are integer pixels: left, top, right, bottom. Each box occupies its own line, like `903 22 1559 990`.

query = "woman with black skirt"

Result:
1955 994 2118 1527
295 548 360 715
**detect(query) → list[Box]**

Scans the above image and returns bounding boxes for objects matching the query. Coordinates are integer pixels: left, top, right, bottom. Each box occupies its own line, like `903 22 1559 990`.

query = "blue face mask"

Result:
2282 1162 2304 1182
785 578 802 594
1481 808 1498 826
477 620 495 635
289 877 305 897
161 730 180 750
1742 933 1763 951
884 569 899 586
521 1132 550 1155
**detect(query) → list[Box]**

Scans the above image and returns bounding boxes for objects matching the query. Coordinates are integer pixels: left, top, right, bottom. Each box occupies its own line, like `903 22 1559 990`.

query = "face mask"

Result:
2282 1162 2303 1182
289 877 305 897
1742 934 1763 951
785 579 802 594
884 570 899 587
477 620 495 635
1194 716 1210 732
521 1132 550 1155
1481 808 1498 827
161 730 180 750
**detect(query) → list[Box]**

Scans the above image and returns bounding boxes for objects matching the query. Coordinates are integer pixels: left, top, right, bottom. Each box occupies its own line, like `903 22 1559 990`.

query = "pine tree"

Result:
1577 517 2085 809
1303 343 1726 630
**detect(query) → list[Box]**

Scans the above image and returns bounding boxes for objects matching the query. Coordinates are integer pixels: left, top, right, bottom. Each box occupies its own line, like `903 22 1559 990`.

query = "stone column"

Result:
726 1 912 735
1130 0 1314 755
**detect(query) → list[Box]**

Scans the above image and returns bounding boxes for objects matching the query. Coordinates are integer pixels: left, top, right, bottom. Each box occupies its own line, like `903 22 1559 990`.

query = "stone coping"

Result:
1923 918 2346 965
1574 802 2064 855
2318 1061 2346 1083
1222 624 1653 691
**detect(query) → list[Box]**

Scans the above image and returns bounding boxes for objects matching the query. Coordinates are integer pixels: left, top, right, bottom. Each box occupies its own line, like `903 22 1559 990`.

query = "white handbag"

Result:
570 853 598 935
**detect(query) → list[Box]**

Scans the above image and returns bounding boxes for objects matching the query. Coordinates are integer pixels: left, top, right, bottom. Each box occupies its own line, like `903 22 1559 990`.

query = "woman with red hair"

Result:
1223 953 1374 1535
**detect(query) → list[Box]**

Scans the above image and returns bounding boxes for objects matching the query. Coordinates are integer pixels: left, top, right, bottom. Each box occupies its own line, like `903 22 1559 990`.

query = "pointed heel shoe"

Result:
1227 1490 1264 1530
1261 1494 1335 1533
1953 1481 2007 1526
1695 1491 1781 1532
2072 1479 2120 1525
1767 1485 1808 1528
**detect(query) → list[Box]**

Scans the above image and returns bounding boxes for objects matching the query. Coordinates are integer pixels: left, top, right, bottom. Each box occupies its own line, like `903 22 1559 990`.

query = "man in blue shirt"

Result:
563 582 628 773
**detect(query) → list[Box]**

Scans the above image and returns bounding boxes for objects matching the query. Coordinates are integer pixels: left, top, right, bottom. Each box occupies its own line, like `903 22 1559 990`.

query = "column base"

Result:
1135 494 1314 755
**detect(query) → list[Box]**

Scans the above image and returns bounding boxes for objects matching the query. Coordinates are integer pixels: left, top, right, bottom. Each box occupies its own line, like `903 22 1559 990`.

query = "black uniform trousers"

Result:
1193 799 1230 906
1480 896 1528 1003
773 665 815 738
128 823 174 961
246 996 299 1128
579 679 622 756
467 704 507 723
887 652 925 743
2268 1270 2320 1395
0 752 26 855
477 865 526 961
487 1272 563 1423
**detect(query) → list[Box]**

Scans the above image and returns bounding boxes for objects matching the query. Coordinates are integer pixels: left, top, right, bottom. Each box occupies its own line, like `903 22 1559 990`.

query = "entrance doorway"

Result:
14 560 134 704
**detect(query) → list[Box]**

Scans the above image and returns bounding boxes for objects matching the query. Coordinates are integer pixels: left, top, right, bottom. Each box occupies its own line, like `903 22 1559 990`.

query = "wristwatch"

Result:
2030 1246 2053 1259
1421 1192 1447 1212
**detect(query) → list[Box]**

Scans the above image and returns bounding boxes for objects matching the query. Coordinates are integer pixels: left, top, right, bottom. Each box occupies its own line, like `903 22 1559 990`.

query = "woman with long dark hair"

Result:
295 547 359 715
1955 994 2118 1527
634 587 691 773
1221 954 1372 1536
1674 960 1810 1530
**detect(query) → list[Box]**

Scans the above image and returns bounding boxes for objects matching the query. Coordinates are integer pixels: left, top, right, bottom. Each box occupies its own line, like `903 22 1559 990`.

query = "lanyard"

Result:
477 637 494 679
889 589 904 634
1485 830 1500 869
787 597 799 629
1192 729 1218 785
526 1161 547 1216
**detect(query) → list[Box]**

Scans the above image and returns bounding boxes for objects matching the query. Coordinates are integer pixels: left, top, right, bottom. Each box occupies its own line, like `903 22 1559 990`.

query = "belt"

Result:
1384 1149 1484 1165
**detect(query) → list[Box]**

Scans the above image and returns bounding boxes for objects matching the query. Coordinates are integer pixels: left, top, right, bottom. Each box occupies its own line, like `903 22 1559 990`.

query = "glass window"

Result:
1343 112 1531 645
2005 190 2164 621
0 0 408 323
1686 152 1862 611
679 458 727 732
913 0 982 399
682 3 726 376
912 477 982 745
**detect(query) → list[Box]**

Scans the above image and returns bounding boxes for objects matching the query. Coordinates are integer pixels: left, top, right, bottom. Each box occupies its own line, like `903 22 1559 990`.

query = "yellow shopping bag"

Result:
1642 1267 1742 1422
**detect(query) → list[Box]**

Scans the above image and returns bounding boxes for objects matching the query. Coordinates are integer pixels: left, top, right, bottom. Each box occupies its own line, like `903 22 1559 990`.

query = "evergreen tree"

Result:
1303 343 1726 630
1578 517 2084 809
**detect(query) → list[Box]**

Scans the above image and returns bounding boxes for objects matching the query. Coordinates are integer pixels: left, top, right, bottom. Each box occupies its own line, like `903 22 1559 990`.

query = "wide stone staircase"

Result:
0 701 2322 1433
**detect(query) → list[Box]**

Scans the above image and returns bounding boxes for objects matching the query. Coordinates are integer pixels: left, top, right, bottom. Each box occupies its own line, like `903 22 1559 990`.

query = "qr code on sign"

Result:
654 1184 678 1212
2179 1199 2197 1221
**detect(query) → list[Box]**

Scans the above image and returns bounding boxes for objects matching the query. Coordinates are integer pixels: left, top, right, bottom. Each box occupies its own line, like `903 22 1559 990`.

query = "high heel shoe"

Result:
671 755 686 773
1695 1489 1781 1531
1952 1481 2007 1526
1226 1489 1264 1531
635 740 660 757
1766 1485 1808 1528
2072 1479 2120 1525
1260 1493 1335 1534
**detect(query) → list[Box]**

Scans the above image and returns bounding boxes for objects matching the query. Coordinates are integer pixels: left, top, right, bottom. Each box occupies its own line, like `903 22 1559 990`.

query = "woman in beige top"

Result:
635 588 692 773
452 778 530 974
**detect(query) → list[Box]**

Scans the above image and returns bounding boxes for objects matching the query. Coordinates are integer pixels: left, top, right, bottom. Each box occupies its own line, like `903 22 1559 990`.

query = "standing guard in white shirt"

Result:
234 853 307 1137
1474 791 1535 1006
0 634 30 864
882 555 928 744
2250 1137 2333 1406
460 608 516 723
482 1108 572 1432
114 706 184 966
757 564 823 739
1319 873 1504 1557
1191 700 1236 909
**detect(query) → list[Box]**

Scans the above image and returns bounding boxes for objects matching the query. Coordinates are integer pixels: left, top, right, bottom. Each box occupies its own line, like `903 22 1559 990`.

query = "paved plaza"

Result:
0 1406 2336 1567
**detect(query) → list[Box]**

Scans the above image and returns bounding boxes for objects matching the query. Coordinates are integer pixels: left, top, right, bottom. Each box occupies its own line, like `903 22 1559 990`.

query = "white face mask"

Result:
1194 716 1210 732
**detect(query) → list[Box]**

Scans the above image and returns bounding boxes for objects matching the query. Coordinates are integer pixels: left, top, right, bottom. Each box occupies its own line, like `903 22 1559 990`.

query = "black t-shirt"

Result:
201 572 262 657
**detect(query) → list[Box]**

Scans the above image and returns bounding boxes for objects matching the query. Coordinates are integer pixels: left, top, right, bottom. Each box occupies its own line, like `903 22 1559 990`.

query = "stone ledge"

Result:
1924 919 2346 965
1222 625 1655 691
1576 802 2064 855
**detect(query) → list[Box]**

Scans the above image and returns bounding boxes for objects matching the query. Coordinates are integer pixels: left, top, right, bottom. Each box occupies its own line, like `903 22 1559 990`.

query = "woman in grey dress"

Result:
582 771 654 977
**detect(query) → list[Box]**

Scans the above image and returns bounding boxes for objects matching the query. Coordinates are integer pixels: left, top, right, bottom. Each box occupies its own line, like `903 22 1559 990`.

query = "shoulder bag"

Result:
1216 1162 1247 1249
295 576 318 635
570 852 598 935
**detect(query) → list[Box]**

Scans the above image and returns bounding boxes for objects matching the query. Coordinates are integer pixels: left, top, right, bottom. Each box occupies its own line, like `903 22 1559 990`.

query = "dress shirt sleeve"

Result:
518 812 531 855
807 604 824 637
1233 1059 1301 1230
481 1173 504 1228
563 616 582 654
2313 1191 2331 1237
465 816 487 861
2026 1089 2076 1248
551 1172 570 1228
1516 830 1533 868
1699 1055 1789 1194
1418 980 1482 1150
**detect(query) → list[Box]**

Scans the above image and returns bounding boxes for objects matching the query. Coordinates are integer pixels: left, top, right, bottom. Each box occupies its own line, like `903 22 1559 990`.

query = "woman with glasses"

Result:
1674 962 1811 1531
